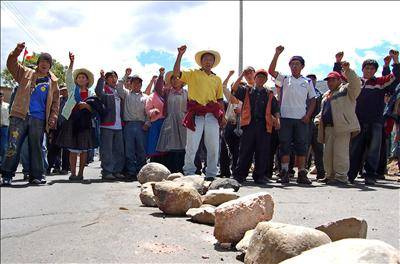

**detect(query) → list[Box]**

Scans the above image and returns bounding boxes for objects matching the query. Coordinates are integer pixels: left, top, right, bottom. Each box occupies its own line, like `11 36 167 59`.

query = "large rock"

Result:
236 229 255 254
281 238 400 264
214 192 274 243
137 163 171 184
202 189 240 206
166 173 184 181
209 178 241 192
186 205 216 225
315 217 368 241
152 181 202 216
139 182 157 207
244 222 331 264
173 175 207 194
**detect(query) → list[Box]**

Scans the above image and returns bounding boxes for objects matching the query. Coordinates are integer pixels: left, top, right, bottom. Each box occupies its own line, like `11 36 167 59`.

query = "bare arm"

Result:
173 45 187 79
144 76 157 95
268 45 284 78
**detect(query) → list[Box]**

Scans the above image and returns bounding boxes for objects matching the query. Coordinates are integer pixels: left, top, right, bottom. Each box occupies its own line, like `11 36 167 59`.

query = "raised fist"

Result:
178 45 187 55
16 42 25 54
341 61 350 71
275 45 284 54
69 52 75 63
229 70 235 76
390 49 399 59
383 55 391 66
125 68 132 76
159 67 165 74
335 51 344 62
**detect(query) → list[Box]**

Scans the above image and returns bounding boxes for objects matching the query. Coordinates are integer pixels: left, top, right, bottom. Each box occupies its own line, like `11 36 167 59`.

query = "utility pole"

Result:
238 0 243 74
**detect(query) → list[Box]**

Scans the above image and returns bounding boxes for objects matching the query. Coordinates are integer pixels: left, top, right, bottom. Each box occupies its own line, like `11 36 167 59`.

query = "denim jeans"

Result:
349 122 383 181
0 126 8 167
123 121 147 175
183 113 220 177
1 116 45 180
100 128 124 175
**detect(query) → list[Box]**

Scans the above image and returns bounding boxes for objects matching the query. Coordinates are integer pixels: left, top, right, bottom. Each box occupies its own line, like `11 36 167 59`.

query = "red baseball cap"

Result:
324 71 342 81
255 69 269 78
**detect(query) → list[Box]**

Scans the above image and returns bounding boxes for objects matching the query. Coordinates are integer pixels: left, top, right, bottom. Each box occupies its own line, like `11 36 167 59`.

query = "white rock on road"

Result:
315 217 368 241
280 238 400 264
202 189 239 206
139 182 157 207
137 162 171 184
244 222 331 264
214 192 274 244
186 205 216 225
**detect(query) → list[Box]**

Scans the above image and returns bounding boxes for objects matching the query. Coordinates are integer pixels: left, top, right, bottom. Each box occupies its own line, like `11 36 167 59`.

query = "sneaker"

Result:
2 178 12 186
277 169 290 184
59 170 69 175
297 170 312 185
113 173 126 180
317 177 331 184
102 173 116 181
254 177 270 185
204 176 216 181
365 177 376 186
52 168 61 175
69 174 83 181
30 178 47 185
316 172 326 180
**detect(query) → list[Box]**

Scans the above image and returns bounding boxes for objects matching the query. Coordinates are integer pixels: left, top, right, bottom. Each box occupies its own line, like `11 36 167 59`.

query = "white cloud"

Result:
1 1 399 88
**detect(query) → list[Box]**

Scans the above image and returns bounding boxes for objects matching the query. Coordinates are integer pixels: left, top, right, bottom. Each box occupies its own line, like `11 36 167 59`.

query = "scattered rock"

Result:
137 163 171 184
209 178 241 192
244 222 331 264
236 229 255 254
166 172 184 181
202 189 240 206
315 217 368 241
186 205 216 225
152 181 202 216
280 238 400 264
173 175 207 194
139 182 158 207
214 192 274 243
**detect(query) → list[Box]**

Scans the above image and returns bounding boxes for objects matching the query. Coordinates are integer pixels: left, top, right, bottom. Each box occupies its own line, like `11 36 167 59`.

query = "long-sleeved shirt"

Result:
334 62 400 124
116 80 149 124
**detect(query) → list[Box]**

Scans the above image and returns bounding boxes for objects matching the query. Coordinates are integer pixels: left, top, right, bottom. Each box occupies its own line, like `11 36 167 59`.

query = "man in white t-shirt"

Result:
268 45 316 184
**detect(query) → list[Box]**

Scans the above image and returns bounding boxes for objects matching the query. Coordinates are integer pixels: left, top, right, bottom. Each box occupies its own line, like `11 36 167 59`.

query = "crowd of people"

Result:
0 42 399 187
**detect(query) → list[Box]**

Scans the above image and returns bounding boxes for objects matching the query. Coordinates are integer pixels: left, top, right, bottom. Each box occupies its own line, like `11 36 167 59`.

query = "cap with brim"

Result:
105 70 118 79
289 56 305 66
255 69 269 78
131 74 143 82
244 66 255 72
195 50 221 68
73 68 94 88
324 71 342 81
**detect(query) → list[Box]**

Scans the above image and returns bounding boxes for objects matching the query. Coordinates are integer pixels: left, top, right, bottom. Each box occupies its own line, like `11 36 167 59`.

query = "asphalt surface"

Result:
1 160 399 263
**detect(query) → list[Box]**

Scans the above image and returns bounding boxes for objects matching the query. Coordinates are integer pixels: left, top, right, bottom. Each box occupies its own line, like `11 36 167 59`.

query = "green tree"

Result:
0 52 67 88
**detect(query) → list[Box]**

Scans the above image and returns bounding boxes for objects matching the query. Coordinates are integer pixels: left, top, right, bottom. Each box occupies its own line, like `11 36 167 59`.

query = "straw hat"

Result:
194 50 221 68
73 68 94 87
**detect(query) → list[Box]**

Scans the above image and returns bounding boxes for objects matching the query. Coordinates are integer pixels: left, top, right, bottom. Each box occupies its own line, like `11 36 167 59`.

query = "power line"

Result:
2 1 42 47
7 1 43 45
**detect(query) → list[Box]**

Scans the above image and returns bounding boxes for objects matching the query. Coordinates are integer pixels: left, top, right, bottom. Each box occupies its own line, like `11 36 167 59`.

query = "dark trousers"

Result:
234 121 271 181
220 123 240 177
47 129 70 171
1 116 45 180
267 128 279 178
377 126 389 177
165 150 185 173
306 123 325 176
349 122 383 181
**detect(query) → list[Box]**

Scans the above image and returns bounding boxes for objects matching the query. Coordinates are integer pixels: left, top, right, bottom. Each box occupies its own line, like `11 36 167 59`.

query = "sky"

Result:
1 1 399 89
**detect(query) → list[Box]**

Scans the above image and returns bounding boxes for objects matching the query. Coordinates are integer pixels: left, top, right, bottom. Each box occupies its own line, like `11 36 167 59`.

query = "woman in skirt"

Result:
156 71 187 173
145 68 167 164
57 52 96 181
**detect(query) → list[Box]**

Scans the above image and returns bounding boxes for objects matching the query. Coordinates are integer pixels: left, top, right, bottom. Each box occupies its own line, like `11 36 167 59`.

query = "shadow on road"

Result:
150 212 187 219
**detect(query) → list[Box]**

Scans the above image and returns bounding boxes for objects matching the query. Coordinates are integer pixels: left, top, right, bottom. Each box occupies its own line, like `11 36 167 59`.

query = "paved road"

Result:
1 161 399 263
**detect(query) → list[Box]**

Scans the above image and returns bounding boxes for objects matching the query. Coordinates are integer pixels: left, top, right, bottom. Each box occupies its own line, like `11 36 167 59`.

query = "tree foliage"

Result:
0 52 67 88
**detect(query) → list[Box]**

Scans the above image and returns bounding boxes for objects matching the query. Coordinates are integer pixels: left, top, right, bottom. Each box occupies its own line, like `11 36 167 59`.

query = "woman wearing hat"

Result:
56 52 96 181
156 70 188 173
